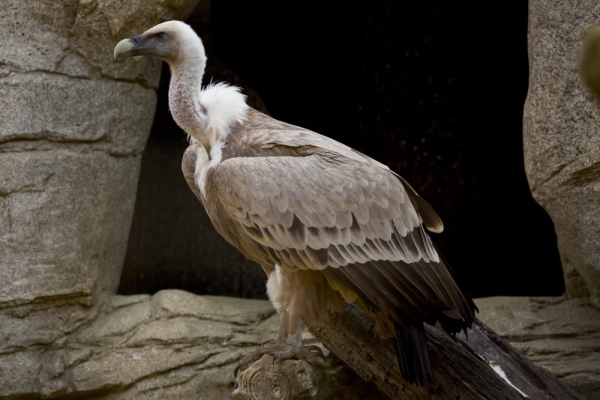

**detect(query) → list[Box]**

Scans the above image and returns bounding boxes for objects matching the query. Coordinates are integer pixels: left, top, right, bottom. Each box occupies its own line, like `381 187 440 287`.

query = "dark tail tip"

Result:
393 322 433 391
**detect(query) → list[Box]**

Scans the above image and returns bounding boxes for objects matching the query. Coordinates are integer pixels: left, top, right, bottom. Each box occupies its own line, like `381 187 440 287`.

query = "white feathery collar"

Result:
198 82 249 143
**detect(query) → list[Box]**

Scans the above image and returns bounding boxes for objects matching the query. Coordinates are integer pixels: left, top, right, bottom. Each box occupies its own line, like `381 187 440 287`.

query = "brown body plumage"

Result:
115 21 477 390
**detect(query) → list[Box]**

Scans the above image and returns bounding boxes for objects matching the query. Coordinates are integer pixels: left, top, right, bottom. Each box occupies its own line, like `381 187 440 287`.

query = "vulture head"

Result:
114 21 206 66
113 21 248 147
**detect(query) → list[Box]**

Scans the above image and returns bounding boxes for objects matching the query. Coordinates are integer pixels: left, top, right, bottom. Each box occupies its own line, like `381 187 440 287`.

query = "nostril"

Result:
131 35 143 47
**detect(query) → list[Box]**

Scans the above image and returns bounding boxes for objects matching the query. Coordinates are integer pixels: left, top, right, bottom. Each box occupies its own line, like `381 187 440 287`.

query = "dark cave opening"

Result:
118 1 565 299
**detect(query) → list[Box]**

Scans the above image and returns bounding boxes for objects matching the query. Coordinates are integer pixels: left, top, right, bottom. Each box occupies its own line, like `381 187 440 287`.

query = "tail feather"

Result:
394 321 433 391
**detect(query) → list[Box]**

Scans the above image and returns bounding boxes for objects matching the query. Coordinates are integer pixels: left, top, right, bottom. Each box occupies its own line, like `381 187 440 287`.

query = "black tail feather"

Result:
394 321 433 391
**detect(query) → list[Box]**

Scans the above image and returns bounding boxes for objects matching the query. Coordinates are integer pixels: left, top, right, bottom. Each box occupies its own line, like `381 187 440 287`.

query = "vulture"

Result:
114 20 477 390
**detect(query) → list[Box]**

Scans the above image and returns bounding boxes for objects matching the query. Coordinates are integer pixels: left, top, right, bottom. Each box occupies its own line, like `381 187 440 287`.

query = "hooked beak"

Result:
113 35 145 61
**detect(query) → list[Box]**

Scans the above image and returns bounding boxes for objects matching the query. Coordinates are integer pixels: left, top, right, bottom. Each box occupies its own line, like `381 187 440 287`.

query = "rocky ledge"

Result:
476 296 600 400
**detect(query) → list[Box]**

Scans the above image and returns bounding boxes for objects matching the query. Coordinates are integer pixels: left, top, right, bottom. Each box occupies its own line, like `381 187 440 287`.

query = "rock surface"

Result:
0 0 199 398
476 296 600 400
0 0 183 308
63 291 277 399
524 0 600 305
0 290 372 399
1 290 271 399
2 289 595 399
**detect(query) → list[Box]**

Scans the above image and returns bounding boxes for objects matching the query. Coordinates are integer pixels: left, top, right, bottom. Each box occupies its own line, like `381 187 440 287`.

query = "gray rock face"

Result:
0 288 371 399
0 150 141 305
0 290 278 399
0 0 166 308
0 0 199 398
524 0 600 304
476 296 600 400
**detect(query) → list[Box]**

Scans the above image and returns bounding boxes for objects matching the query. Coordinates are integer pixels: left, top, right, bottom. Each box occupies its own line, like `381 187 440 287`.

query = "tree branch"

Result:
308 303 584 399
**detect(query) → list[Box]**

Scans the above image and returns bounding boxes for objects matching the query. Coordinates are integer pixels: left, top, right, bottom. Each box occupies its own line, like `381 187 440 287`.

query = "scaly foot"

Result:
234 341 326 379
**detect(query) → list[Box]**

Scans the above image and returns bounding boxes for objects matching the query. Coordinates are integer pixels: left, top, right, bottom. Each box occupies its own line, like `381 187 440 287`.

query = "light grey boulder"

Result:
476 296 600 399
524 0 600 304
0 0 200 398
65 291 278 399
0 289 363 399
513 4 600 397
0 290 277 399
0 0 170 309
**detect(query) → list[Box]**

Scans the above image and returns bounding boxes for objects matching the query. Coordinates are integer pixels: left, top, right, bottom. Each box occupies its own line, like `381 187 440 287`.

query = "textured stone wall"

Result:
524 1 600 305
0 0 200 398
0 0 160 308
477 296 600 399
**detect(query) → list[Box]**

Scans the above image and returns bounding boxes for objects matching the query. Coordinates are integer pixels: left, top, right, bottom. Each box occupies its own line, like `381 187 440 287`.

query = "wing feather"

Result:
212 153 473 326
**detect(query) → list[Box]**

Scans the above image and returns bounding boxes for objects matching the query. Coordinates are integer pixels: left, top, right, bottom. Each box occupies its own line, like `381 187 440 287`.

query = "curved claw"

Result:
306 345 326 360
233 381 239 390
234 341 326 385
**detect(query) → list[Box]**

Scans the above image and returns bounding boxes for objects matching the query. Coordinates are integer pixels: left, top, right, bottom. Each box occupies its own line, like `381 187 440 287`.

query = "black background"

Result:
120 1 566 299
210 0 564 298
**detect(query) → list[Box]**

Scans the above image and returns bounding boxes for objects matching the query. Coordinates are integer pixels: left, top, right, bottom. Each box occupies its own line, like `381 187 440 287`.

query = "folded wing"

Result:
212 152 475 331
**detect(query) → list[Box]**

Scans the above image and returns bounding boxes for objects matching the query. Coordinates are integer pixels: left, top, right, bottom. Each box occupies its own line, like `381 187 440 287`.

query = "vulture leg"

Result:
234 321 326 378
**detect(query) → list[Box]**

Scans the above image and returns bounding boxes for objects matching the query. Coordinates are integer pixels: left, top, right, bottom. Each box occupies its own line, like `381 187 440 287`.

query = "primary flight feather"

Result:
115 20 477 390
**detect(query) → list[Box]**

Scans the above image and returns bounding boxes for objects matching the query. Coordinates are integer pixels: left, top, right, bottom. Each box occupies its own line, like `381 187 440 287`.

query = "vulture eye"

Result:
156 32 167 41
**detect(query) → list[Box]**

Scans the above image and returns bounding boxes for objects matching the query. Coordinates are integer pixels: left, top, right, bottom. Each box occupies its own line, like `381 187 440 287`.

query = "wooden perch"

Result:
235 303 584 399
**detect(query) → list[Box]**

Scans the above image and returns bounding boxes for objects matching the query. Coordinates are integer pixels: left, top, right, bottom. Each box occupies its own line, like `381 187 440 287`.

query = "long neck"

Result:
168 51 208 146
